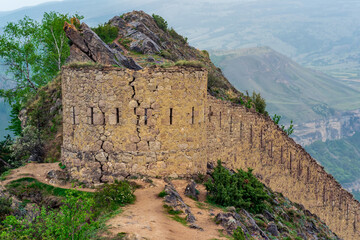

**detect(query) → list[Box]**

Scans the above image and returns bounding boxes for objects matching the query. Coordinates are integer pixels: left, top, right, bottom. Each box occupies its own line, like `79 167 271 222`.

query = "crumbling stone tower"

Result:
62 66 208 183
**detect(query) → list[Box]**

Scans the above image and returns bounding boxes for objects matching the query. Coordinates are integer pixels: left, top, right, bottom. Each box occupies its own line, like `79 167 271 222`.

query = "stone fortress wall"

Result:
62 66 360 239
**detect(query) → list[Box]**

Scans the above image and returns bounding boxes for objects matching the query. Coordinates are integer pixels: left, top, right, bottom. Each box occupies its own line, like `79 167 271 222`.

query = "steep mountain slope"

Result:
305 132 360 188
211 47 360 123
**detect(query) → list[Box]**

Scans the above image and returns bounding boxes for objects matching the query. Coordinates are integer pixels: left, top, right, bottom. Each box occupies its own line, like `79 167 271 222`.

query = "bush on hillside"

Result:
205 160 269 214
92 23 118 44
152 14 168 31
251 91 266 114
0 191 98 240
94 180 135 210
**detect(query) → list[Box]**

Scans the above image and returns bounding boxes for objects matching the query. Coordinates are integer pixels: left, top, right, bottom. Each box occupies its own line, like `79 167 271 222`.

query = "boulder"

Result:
267 222 279 236
163 183 196 224
46 170 70 185
184 180 199 200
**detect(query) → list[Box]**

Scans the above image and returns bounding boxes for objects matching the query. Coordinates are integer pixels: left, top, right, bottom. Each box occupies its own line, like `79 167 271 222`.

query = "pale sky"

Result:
0 0 63 12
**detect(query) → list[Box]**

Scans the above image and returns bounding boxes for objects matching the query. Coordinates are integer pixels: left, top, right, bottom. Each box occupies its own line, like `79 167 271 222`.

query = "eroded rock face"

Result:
108 11 198 60
64 22 141 70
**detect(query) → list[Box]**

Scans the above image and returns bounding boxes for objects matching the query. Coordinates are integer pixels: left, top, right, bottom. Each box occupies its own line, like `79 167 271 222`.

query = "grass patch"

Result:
195 201 209 210
175 60 205 68
67 61 104 69
5 177 92 208
0 169 11 181
170 215 187 226
163 204 187 226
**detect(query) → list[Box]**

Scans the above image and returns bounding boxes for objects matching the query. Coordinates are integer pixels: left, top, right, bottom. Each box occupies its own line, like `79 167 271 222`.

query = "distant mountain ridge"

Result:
211 47 360 124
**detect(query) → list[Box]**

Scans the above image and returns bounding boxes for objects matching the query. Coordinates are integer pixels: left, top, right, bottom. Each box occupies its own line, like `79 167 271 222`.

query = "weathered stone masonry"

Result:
62 66 360 239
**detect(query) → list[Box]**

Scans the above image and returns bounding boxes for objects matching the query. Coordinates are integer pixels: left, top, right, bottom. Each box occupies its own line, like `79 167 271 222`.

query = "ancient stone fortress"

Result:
62 65 360 239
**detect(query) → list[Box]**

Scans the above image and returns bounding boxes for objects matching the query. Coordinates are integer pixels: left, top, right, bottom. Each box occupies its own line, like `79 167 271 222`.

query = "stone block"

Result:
149 141 161 151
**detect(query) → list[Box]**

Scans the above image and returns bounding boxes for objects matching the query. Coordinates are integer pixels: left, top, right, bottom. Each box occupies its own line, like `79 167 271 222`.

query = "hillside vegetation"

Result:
211 47 360 123
0 162 340 240
305 132 360 192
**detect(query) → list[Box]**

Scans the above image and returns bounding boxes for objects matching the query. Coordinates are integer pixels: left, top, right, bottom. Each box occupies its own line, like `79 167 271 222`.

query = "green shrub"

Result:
205 160 269 214
251 91 266 114
158 190 168 198
272 114 294 136
58 162 66 169
152 14 168 31
0 196 12 221
94 180 135 210
92 23 118 44
0 191 98 240
233 227 245 240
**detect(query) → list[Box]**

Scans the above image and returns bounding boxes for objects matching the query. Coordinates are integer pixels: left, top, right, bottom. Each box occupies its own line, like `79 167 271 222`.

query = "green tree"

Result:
0 12 81 136
41 12 78 75
205 160 269 213
0 16 44 104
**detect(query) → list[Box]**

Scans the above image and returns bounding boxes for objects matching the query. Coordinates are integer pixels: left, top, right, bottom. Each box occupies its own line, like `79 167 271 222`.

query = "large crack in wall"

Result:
129 75 142 151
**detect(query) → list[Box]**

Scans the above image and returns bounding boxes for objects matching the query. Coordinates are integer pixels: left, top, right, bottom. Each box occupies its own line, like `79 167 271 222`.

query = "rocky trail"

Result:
105 179 228 240
0 162 96 192
1 163 230 240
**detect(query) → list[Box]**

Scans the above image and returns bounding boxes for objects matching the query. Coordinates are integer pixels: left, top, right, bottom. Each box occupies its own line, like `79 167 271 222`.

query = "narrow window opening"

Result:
170 108 173 125
230 115 233 133
90 107 94 125
72 107 75 125
307 166 310 183
250 125 253 144
219 112 222 128
191 107 194 124
145 108 148 125
289 152 292 172
116 108 120 124
209 106 212 122
240 122 243 139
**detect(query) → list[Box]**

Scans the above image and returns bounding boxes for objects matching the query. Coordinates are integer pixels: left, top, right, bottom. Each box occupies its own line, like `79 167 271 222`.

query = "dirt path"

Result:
106 179 228 240
2 164 229 239
0 162 94 192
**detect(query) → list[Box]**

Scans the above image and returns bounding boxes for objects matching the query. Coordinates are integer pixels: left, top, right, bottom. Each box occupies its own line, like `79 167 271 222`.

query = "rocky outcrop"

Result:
63 22 141 70
184 180 199 201
293 108 360 146
109 11 198 60
163 183 197 224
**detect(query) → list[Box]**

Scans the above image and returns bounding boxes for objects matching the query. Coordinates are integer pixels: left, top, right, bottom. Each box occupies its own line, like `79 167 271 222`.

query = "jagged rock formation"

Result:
63 21 141 70
109 11 198 59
